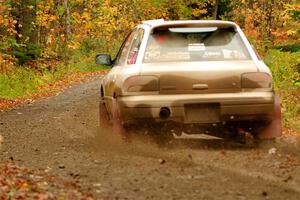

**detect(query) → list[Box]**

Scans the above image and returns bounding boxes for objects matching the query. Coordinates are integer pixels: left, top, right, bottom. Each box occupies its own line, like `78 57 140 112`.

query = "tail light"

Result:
124 75 159 92
242 72 271 88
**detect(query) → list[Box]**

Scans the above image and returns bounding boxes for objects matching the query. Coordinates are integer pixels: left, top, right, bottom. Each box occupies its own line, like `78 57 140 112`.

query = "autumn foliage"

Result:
0 0 298 68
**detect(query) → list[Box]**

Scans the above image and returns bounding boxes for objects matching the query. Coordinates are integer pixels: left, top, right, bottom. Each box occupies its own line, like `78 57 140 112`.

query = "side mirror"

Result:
96 54 112 66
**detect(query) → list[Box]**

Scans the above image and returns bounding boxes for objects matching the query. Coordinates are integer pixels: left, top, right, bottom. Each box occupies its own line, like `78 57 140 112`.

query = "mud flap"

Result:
111 98 127 138
99 100 110 128
257 95 282 139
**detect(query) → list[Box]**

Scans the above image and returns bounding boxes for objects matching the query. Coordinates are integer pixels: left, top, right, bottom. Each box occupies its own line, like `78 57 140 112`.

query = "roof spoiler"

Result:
142 19 165 26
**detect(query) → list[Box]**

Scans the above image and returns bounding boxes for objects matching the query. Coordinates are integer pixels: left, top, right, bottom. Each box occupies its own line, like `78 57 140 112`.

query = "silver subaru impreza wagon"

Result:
96 19 281 142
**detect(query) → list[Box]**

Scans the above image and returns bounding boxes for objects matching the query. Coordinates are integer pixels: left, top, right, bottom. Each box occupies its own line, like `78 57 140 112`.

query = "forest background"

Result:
0 0 299 131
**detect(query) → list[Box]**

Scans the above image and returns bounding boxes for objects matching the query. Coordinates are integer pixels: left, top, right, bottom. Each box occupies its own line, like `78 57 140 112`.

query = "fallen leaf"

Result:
268 148 277 155
159 159 166 164
0 135 3 145
262 191 268 196
220 149 226 155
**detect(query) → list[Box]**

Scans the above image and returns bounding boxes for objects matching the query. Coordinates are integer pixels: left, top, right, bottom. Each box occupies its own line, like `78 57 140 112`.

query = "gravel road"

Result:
1 75 300 200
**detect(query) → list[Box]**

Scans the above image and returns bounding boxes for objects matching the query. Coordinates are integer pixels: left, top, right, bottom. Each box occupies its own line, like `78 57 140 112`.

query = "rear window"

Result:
144 27 251 63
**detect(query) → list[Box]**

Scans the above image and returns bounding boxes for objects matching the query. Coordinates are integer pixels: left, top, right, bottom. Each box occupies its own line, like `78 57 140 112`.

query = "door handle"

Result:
192 84 208 90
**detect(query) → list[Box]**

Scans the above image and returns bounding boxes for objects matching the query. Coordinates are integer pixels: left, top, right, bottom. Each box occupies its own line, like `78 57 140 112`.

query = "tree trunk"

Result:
14 0 37 44
266 0 274 41
213 0 219 20
64 0 71 40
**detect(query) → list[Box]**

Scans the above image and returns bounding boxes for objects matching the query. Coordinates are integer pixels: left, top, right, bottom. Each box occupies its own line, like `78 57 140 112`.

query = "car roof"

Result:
142 19 238 29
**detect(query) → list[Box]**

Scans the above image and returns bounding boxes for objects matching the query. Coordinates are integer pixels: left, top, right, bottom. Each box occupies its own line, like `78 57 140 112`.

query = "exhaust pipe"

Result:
159 107 171 119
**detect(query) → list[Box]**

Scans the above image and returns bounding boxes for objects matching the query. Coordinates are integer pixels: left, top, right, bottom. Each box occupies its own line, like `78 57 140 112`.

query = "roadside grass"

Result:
264 49 300 131
0 55 106 100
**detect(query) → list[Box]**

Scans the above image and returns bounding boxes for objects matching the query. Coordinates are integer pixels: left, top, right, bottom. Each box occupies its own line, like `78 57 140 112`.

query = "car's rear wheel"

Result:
254 95 282 140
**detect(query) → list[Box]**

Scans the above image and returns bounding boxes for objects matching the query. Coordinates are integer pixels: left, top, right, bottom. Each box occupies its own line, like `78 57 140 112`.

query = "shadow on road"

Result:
168 137 257 151
93 125 259 154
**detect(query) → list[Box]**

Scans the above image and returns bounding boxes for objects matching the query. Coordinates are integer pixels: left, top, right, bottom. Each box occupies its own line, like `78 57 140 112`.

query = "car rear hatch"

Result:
140 60 258 94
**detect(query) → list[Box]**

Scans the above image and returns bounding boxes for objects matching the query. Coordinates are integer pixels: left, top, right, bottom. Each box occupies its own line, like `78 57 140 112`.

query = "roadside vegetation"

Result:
265 49 300 130
0 56 104 99
0 0 299 131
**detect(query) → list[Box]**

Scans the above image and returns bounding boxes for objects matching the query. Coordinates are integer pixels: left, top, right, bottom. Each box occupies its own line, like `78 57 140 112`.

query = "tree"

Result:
63 0 71 40
213 0 219 20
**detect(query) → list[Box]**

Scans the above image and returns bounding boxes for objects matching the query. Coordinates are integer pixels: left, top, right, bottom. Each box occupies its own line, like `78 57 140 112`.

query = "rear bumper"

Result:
115 91 275 124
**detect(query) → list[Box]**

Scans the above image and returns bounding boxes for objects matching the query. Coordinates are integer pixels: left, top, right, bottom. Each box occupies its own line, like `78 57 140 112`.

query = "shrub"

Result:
264 49 300 128
274 43 300 53
12 43 42 65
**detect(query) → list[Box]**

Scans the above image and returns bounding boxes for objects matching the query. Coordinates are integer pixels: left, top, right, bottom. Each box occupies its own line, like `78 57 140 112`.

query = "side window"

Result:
127 29 145 65
114 30 136 66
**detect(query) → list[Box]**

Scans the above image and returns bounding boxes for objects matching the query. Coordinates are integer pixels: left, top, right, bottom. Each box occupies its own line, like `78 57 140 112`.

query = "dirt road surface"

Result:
1 75 300 200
